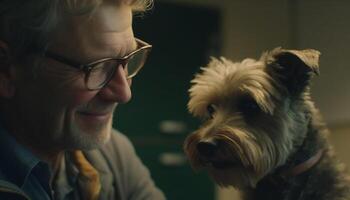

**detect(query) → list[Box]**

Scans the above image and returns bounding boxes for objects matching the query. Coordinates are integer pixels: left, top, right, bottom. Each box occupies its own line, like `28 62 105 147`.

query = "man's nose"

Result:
97 65 132 103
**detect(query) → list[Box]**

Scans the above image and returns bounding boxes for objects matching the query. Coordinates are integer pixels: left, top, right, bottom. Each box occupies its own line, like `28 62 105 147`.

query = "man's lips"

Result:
77 111 111 116
76 111 112 121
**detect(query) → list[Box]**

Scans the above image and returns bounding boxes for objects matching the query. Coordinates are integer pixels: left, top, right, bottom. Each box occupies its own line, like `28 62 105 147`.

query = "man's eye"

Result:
207 104 215 118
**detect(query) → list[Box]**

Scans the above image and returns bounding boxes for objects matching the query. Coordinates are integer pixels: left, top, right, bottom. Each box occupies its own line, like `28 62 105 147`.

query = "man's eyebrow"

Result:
132 8 145 13
116 38 137 58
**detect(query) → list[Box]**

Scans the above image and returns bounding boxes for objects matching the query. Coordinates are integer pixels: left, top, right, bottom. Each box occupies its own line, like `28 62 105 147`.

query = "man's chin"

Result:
69 116 113 150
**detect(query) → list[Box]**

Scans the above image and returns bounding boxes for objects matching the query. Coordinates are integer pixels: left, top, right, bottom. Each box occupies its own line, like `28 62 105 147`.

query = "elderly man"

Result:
0 0 165 199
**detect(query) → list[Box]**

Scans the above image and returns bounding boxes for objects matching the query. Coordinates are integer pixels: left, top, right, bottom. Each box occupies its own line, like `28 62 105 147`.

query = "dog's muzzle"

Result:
196 138 240 169
197 138 219 157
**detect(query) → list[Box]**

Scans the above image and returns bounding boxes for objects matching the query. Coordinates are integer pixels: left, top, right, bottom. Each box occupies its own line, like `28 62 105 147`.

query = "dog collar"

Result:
283 149 324 177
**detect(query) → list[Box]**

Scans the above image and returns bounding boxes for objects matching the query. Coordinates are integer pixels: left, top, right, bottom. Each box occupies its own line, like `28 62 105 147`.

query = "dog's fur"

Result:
184 48 350 200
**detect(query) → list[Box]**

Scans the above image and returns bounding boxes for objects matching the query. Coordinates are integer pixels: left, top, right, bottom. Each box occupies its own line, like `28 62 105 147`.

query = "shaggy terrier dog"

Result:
184 48 350 200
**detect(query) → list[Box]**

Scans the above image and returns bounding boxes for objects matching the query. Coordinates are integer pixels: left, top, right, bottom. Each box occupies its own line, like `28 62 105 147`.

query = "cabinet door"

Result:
115 2 221 200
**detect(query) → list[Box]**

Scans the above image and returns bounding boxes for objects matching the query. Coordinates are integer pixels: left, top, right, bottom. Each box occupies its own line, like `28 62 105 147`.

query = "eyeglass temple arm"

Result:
45 51 84 70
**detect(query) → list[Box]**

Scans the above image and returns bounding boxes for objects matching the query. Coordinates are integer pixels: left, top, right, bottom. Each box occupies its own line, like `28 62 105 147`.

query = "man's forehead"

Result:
92 3 133 32
51 1 136 59
103 0 150 12
61 2 133 35
63 0 150 17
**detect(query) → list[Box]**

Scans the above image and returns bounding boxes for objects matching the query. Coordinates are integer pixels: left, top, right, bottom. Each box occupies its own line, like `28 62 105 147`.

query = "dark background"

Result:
114 2 221 200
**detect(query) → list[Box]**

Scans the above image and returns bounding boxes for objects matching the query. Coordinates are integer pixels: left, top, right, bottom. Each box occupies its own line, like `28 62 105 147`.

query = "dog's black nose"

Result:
197 139 219 157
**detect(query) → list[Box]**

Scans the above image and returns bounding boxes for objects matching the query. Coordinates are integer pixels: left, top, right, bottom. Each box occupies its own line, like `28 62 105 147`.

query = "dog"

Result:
184 48 350 200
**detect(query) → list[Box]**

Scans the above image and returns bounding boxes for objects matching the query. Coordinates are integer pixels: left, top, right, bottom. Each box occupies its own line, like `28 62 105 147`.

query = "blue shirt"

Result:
0 126 166 200
0 125 54 200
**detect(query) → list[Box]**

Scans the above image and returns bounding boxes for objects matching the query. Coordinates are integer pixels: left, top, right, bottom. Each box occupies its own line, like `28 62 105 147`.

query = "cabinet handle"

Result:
159 152 187 167
159 120 187 135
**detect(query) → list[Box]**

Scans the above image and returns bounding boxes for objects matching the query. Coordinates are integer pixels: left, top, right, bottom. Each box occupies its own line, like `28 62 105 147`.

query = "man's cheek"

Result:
64 90 98 106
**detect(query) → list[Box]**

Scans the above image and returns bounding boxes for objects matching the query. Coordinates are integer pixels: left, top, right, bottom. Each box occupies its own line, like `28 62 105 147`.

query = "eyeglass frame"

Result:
44 38 152 90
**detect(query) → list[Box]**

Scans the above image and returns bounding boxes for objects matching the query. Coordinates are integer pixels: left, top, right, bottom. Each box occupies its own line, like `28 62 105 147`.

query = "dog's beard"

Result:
209 166 255 189
184 93 308 189
184 125 283 189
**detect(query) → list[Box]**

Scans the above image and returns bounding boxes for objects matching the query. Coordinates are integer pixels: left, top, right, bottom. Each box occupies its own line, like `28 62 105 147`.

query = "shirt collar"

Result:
0 124 41 187
53 153 76 199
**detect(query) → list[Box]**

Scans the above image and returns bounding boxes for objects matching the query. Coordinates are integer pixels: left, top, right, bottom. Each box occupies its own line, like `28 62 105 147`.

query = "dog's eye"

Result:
237 98 260 114
207 104 215 117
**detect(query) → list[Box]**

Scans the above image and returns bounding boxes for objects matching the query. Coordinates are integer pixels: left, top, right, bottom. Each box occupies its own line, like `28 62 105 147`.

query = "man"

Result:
0 0 165 199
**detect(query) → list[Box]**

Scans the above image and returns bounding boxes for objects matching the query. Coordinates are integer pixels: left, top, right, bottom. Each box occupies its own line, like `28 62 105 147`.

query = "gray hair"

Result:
0 0 153 58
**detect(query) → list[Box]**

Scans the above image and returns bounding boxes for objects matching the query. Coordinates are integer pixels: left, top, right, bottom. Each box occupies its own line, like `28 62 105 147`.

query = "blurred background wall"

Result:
116 0 350 199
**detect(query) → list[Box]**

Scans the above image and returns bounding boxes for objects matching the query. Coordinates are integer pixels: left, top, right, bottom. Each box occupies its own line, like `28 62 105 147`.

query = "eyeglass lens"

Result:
86 48 150 90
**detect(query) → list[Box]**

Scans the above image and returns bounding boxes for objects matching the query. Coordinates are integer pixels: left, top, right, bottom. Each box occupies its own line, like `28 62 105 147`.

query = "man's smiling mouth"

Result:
76 111 112 122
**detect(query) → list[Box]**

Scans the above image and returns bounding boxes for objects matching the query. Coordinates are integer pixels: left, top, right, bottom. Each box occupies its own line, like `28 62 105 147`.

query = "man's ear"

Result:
264 47 320 95
0 40 16 98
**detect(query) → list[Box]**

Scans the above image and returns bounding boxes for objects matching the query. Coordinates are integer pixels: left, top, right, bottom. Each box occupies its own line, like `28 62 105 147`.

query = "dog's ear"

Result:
264 47 320 95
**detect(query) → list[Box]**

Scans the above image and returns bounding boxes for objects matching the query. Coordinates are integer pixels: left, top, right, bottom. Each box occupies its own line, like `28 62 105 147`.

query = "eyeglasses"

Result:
44 38 152 90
